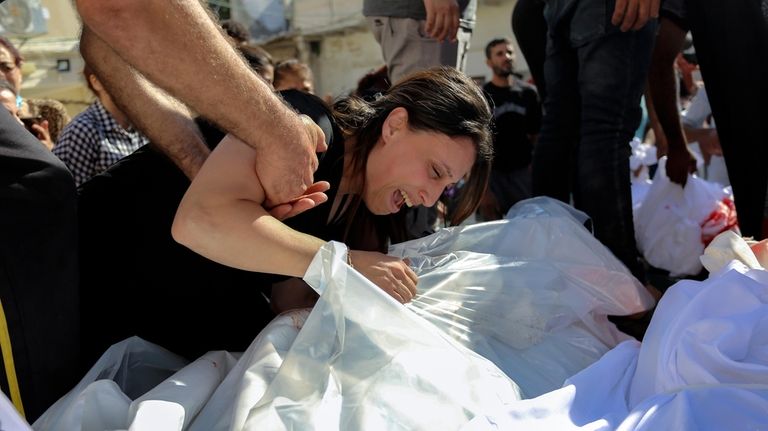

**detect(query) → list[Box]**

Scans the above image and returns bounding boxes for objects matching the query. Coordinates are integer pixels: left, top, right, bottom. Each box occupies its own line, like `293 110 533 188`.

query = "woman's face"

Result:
363 107 476 215
0 47 21 94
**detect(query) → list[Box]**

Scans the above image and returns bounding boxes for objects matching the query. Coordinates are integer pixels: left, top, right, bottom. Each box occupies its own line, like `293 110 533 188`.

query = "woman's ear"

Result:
381 107 408 144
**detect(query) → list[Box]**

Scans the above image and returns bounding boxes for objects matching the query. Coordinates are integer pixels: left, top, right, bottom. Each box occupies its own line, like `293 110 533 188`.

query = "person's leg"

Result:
439 25 472 72
512 0 548 99
574 21 657 282
491 168 532 215
366 16 444 84
686 0 768 239
531 24 580 203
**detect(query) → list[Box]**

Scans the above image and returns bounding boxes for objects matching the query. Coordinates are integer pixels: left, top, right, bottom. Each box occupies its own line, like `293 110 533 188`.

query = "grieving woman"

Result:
172 67 492 307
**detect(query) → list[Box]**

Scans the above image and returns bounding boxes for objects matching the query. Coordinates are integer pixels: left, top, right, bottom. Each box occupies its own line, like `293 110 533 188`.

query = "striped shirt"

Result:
53 100 149 186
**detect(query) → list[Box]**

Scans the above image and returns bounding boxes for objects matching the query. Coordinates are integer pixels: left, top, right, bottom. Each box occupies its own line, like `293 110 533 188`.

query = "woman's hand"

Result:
267 181 330 220
349 250 418 303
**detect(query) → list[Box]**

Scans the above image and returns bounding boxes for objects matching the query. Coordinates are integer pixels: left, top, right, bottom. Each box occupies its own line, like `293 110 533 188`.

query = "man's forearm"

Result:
647 17 688 154
80 26 209 179
76 0 297 152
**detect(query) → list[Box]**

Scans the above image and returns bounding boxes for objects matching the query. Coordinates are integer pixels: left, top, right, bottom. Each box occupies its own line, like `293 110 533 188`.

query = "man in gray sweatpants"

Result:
364 0 476 84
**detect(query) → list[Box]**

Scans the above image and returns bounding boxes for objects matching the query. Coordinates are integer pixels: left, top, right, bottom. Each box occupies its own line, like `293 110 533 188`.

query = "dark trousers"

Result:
532 16 657 282
686 0 768 239
511 0 548 100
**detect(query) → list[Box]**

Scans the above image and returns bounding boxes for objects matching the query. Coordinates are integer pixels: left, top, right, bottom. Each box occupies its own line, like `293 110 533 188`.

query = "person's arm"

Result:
76 0 326 203
611 0 660 32
647 16 696 184
172 135 418 303
423 0 460 42
80 26 208 179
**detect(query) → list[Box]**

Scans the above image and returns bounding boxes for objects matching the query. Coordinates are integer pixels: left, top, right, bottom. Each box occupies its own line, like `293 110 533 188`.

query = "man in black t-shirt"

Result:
479 38 541 220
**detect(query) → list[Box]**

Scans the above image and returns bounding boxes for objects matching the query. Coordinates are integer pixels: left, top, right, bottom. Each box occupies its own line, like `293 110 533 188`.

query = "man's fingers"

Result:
632 0 650 30
431 13 447 40
621 0 639 31
448 9 460 42
611 0 628 26
650 0 661 18
425 7 436 34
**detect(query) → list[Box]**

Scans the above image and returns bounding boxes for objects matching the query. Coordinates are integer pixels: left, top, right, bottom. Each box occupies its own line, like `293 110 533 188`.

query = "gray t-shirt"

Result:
363 0 477 29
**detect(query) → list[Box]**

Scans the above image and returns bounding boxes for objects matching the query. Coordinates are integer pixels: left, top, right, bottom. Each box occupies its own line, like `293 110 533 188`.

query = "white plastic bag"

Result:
634 157 738 276
391 197 654 397
33 337 188 431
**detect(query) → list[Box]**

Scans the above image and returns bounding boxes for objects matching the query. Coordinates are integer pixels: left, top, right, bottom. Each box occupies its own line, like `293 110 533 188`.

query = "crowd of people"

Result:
0 0 766 423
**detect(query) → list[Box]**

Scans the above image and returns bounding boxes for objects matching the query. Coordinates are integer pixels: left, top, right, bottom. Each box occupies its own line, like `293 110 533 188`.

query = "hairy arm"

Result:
80 26 208 179
76 0 326 202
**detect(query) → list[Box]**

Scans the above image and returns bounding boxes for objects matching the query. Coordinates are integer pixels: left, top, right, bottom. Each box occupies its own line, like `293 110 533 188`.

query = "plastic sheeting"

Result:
34 197 654 430
391 197 655 397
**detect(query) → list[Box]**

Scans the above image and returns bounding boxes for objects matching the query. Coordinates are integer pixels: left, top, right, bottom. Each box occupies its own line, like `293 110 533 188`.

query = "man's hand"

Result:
666 144 697 186
424 0 460 42
611 0 660 32
267 181 330 221
259 113 328 207
350 250 419 303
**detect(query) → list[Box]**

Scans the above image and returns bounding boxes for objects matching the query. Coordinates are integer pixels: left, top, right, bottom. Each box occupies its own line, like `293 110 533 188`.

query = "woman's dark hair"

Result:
0 36 22 67
238 44 273 76
333 66 493 245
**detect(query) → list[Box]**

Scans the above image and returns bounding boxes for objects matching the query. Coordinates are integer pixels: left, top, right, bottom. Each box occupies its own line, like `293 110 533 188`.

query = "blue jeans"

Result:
532 8 657 282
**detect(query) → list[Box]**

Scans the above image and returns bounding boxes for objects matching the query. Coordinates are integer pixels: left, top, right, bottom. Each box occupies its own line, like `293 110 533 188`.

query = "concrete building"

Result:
2 0 89 116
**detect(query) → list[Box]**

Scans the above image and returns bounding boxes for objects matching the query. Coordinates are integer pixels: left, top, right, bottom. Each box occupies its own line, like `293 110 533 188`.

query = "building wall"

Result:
12 0 91 117
307 27 382 99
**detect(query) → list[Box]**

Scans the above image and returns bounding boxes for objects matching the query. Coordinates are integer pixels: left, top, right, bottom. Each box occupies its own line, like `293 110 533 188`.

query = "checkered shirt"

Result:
53 100 150 186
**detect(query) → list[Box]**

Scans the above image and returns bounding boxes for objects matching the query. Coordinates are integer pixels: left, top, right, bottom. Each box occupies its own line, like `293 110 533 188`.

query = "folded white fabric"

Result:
491 262 768 431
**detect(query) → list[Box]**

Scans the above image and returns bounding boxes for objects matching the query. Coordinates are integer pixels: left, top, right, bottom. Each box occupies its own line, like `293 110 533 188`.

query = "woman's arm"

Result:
173 134 419 303
172 134 328 277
